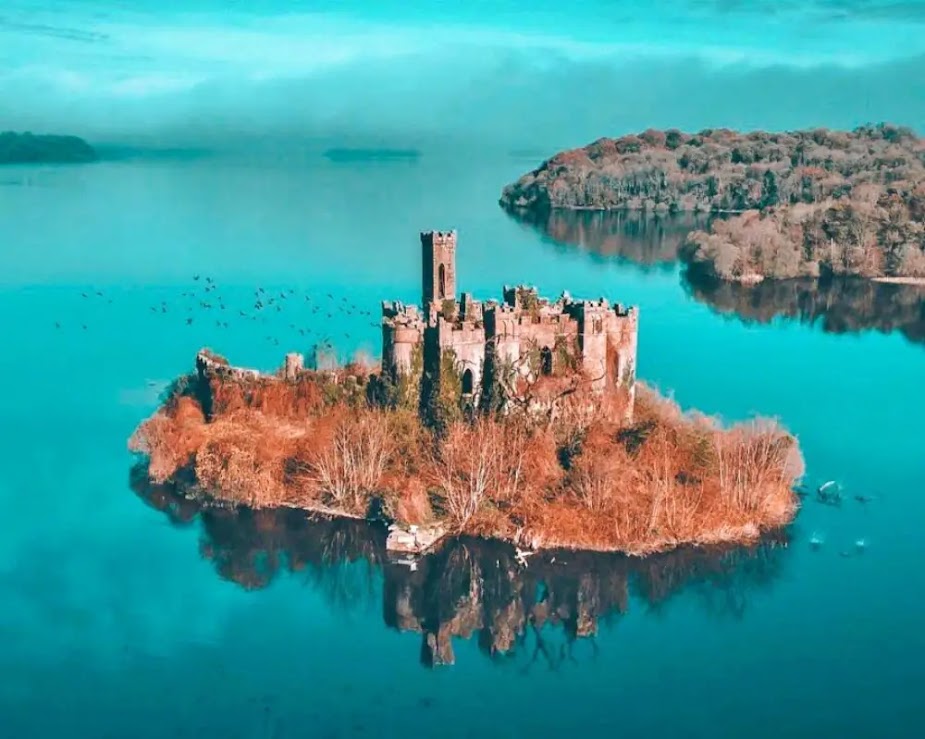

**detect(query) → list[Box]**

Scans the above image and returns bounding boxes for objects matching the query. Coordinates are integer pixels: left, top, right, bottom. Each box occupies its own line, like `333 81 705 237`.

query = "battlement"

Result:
196 349 261 381
487 303 520 316
435 316 485 344
502 284 543 309
459 292 482 322
382 300 424 326
614 304 639 319
383 229 639 415
422 229 457 307
420 229 457 249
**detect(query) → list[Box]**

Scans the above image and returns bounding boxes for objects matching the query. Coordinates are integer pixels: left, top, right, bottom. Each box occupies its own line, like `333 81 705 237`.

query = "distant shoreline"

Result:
0 131 97 165
323 147 420 163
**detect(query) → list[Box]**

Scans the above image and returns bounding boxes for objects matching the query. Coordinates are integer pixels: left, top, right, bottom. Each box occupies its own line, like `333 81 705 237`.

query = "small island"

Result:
130 231 803 557
0 131 97 164
501 124 925 283
323 148 420 163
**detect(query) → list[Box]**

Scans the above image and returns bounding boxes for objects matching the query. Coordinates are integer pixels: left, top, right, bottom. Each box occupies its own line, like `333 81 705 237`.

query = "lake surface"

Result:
1 152 923 737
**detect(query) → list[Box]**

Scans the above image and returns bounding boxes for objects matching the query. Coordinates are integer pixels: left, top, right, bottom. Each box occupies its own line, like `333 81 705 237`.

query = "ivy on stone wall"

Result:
420 349 464 434
368 343 424 412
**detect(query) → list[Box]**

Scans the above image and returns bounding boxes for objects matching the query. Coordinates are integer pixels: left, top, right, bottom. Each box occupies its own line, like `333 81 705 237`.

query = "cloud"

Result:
1 2 923 148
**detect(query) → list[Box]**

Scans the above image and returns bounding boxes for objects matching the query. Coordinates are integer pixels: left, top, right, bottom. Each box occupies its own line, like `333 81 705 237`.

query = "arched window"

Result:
462 368 474 395
540 346 553 376
438 264 447 299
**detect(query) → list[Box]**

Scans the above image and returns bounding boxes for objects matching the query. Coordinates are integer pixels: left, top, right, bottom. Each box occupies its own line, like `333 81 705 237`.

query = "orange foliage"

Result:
128 396 206 483
130 364 802 555
209 374 326 419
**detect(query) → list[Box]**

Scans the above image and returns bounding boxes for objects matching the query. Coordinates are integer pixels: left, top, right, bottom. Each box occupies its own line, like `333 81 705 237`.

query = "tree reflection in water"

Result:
508 208 709 270
506 208 925 346
683 267 925 347
131 465 790 669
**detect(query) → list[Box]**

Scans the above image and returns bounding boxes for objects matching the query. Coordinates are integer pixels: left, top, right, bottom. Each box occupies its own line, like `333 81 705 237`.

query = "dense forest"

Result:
501 125 924 281
0 131 97 164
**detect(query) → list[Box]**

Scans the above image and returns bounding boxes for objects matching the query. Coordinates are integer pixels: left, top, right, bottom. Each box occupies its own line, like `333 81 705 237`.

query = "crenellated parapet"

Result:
381 301 425 379
385 229 640 418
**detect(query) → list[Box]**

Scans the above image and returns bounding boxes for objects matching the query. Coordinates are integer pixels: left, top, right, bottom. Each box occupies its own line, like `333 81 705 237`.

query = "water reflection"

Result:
508 208 710 270
506 208 925 345
132 466 790 668
683 267 925 346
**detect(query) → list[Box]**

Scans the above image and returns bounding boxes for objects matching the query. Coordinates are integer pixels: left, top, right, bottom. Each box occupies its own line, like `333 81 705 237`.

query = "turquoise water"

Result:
1 152 923 736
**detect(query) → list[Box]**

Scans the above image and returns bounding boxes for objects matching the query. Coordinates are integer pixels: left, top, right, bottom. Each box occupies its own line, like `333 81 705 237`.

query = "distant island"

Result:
501 124 925 283
0 131 97 164
129 230 803 558
323 147 420 163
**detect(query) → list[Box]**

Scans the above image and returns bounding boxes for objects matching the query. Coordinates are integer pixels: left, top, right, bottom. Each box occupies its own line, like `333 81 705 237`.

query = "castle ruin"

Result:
381 230 639 417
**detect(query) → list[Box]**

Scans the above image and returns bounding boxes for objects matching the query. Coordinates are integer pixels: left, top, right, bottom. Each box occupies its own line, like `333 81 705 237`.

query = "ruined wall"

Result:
381 301 425 379
569 300 611 393
605 305 639 413
383 230 640 420
434 317 486 395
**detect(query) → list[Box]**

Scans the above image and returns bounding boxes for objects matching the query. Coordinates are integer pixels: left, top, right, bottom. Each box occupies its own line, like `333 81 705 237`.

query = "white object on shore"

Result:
514 548 534 567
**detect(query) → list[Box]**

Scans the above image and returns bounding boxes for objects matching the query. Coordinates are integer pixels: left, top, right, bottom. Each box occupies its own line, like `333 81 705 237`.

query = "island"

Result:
129 230 803 557
0 131 97 164
323 147 420 163
500 124 925 283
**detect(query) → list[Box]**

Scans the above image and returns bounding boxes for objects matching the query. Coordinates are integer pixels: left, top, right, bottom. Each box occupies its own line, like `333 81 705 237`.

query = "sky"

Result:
1 0 924 150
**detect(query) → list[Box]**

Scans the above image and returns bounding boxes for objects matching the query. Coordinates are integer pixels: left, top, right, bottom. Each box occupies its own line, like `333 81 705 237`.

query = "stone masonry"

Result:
381 230 639 416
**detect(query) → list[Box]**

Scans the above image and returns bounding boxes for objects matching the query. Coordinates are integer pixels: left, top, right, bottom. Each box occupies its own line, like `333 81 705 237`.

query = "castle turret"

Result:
571 299 610 393
421 230 457 310
382 228 639 422
382 301 424 379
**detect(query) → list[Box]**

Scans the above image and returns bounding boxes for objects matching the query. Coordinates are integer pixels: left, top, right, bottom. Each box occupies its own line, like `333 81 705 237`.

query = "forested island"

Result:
0 131 97 164
129 234 804 557
129 347 803 557
501 125 925 282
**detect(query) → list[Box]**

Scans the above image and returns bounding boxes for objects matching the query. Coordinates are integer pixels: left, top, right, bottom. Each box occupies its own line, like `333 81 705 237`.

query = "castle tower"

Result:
575 301 610 393
421 230 457 310
381 301 424 379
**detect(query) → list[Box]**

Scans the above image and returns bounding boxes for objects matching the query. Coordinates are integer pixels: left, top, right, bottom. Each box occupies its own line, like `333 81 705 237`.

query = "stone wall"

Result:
434 316 486 395
381 301 425 379
382 230 640 419
421 230 457 309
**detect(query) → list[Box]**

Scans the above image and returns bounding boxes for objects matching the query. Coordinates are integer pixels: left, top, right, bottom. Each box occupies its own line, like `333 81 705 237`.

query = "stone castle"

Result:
381 230 639 415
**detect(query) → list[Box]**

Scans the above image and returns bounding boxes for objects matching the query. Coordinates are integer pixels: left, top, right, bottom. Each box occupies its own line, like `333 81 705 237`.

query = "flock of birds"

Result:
58 274 382 351
796 480 875 558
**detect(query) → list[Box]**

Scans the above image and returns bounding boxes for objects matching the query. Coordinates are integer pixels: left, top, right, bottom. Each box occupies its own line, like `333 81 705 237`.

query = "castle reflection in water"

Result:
132 465 791 669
